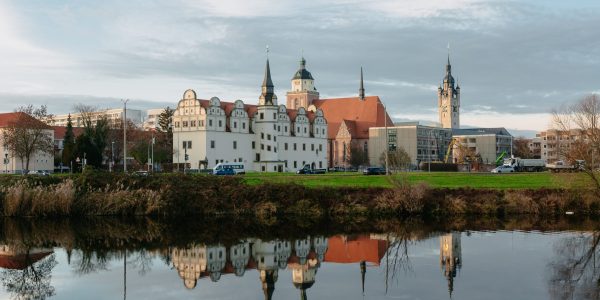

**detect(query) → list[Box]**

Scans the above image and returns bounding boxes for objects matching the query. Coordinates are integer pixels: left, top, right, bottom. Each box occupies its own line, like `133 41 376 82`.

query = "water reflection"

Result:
1 217 599 299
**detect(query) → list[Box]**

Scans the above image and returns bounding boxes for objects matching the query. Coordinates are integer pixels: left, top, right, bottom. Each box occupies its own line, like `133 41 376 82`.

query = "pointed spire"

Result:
360 261 366 295
263 59 274 88
359 67 365 100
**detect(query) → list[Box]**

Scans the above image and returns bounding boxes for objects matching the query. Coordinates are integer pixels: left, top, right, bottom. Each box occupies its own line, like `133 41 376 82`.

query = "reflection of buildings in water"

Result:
169 234 392 298
289 254 320 300
229 242 250 276
0 245 54 270
440 232 462 297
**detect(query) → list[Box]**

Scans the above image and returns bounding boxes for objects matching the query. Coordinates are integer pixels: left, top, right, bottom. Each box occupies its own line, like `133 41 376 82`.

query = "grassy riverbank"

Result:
244 171 589 189
0 170 597 217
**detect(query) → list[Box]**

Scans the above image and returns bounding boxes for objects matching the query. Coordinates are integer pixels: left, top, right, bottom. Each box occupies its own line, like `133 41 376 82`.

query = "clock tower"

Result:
438 54 460 129
286 57 319 110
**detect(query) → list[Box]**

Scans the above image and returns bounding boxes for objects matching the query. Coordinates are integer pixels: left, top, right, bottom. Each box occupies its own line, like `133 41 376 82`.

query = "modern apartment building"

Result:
52 108 143 128
452 128 513 164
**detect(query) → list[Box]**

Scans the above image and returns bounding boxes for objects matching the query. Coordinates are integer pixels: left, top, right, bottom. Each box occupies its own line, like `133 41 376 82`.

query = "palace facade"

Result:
172 59 328 172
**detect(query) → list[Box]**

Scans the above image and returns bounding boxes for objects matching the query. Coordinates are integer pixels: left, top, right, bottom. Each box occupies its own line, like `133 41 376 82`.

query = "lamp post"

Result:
122 99 129 173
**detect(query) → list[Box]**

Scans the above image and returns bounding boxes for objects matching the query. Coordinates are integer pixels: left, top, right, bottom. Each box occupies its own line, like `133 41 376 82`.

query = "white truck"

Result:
546 160 585 173
503 157 546 172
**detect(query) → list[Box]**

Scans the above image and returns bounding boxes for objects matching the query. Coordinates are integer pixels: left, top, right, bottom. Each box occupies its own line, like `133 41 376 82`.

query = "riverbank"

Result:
0 171 597 217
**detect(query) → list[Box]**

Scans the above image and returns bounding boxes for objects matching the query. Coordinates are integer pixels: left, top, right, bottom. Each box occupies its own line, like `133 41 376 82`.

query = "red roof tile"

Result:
312 96 393 139
0 112 51 129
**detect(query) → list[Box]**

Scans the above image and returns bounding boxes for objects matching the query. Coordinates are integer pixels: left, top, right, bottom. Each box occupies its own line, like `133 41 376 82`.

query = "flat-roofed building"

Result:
369 122 453 168
452 128 513 164
52 108 143 128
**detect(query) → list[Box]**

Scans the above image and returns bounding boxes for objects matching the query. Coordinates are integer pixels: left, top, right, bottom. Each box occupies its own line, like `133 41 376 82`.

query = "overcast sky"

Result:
1 0 599 135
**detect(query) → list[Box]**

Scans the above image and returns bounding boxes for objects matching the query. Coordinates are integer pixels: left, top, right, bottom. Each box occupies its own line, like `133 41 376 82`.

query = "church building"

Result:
285 58 392 168
172 59 328 172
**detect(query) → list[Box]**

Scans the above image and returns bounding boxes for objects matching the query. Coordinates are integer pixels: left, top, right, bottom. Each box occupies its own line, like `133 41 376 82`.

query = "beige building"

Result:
452 128 512 164
143 108 166 130
52 108 143 128
368 122 453 168
537 129 586 163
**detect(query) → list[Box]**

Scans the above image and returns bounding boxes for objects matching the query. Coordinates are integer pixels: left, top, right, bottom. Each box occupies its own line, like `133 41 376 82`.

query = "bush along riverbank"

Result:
0 171 598 217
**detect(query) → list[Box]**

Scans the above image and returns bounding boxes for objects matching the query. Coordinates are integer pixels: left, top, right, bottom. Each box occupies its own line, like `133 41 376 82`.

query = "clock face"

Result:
442 106 448 113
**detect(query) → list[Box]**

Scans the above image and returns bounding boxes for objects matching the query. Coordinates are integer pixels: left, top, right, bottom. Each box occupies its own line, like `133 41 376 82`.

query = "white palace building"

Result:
172 59 328 172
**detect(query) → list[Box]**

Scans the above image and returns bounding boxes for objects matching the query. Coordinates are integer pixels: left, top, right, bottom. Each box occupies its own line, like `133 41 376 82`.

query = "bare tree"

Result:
379 147 411 171
553 94 600 189
2 105 54 173
513 137 533 158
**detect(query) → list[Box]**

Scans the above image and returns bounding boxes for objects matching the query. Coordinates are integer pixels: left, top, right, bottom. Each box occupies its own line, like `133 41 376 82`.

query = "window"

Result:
210 140 215 148
183 121 188 127
285 143 288 150
267 134 271 140
260 113 264 120
218 120 222 127
256 153 260 161
319 144 323 151
261 133 264 139
234 121 237 128
273 113 276 119
239 157 243 163
216 160 219 165
294 161 297 168
278 125 281 131
262 166 265 171
191 120 196 127
242 122 246 129
294 143 297 151
261 144 264 150
319 161 322 168
303 143 306 151
209 119 213 126
273 124 276 130
304 127 307 134
200 120 204 126
233 141 237 149
285 126 288 132
274 136 276 142
252 141 256 149
267 145 271 151
187 141 192 149
311 144 314 151
274 147 277 153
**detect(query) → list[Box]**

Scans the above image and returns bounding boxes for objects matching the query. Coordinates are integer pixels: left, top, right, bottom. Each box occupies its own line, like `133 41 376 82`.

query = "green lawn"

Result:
243 171 588 189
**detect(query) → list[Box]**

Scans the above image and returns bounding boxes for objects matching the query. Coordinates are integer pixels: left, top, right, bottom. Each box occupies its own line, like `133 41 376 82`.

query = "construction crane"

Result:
495 151 508 166
444 139 458 163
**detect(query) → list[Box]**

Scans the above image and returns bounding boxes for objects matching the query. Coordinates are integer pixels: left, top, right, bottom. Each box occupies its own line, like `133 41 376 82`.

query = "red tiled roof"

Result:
324 235 389 266
0 251 53 270
0 112 51 129
312 96 393 139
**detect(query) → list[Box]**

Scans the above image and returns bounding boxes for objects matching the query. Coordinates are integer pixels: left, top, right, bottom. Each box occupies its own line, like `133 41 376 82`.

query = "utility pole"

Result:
122 99 129 173
151 134 155 172
111 141 115 173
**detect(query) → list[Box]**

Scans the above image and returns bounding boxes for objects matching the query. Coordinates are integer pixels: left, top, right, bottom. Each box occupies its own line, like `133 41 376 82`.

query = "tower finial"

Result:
447 42 450 65
359 67 365 100
266 45 270 59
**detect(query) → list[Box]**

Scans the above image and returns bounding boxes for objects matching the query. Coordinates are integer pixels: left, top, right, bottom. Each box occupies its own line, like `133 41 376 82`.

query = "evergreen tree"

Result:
61 114 75 167
158 107 174 133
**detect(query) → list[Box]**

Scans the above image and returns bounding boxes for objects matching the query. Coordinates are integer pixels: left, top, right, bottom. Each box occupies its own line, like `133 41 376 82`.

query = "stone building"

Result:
284 58 392 168
171 59 328 172
438 55 461 129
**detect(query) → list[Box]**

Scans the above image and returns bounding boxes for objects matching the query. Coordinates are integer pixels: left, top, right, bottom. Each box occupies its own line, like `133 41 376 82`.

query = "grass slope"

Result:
244 172 587 189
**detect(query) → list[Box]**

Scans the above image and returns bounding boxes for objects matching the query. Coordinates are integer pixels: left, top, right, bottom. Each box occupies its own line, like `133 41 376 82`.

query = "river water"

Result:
0 217 597 299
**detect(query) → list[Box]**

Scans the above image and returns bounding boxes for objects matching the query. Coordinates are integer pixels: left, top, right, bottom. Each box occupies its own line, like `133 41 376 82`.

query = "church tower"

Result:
286 57 319 110
440 232 462 298
438 54 460 129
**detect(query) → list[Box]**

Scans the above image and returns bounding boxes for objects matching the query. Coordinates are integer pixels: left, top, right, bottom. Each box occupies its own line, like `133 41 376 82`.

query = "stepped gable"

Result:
312 96 392 139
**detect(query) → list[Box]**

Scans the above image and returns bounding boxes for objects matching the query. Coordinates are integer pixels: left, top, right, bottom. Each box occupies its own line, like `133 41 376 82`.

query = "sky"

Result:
1 0 599 136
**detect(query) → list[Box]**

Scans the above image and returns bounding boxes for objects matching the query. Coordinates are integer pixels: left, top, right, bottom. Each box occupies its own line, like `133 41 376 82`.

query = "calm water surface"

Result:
0 218 597 299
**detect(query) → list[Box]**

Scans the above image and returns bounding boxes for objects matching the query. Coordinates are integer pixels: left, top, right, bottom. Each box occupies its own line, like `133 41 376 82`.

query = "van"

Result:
213 163 245 175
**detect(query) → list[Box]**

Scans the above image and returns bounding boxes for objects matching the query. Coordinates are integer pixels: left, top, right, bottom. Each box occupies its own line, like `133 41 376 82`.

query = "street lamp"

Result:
111 141 115 173
151 134 155 172
122 99 130 173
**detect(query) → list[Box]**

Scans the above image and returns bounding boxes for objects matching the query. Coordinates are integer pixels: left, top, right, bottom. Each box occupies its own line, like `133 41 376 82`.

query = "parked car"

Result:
491 165 515 173
27 170 50 176
214 167 235 176
133 170 149 176
363 167 386 175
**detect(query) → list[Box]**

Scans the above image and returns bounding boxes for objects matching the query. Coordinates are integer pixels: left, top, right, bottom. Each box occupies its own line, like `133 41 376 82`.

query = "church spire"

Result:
359 67 365 100
260 58 277 105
